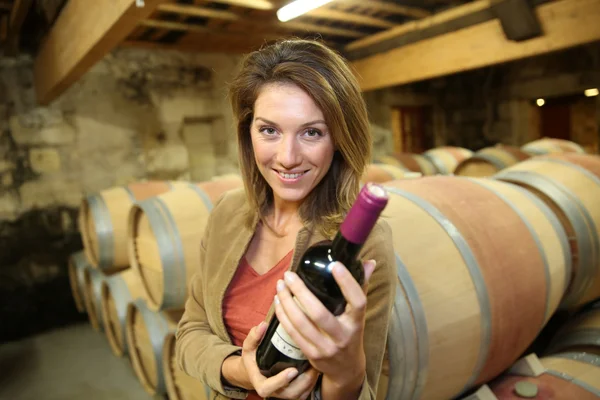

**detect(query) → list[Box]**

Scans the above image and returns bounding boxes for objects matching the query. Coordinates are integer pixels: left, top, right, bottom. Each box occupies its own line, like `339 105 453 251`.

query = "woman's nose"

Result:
277 134 301 168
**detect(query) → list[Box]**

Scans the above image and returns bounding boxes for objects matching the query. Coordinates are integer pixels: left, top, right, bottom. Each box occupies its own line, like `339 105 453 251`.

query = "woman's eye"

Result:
305 128 322 137
261 127 277 135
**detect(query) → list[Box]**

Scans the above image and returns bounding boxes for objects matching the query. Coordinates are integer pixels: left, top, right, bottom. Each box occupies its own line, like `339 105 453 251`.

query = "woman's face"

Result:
251 82 335 208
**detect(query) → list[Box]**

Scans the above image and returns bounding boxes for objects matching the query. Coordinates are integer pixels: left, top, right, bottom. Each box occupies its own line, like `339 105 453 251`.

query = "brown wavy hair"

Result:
228 39 371 237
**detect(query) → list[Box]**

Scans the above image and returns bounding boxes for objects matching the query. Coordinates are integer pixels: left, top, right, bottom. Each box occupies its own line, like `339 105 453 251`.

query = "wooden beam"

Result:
33 0 166 105
342 0 431 19
306 8 395 29
281 20 364 38
157 3 239 21
351 0 600 92
491 0 543 41
140 18 283 41
208 0 273 10
5 0 33 55
345 0 491 53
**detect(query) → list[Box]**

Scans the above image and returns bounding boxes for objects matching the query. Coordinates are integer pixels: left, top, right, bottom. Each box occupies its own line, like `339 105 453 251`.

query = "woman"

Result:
176 39 396 400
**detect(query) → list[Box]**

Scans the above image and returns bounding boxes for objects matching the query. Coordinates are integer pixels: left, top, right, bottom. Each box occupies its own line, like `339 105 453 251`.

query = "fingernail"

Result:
369 259 377 268
274 294 280 305
287 369 298 380
284 271 295 283
276 279 285 292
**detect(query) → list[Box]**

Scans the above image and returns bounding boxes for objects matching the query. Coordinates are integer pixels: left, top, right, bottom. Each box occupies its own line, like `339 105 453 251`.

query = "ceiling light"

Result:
277 0 334 22
536 98 545 107
584 88 599 97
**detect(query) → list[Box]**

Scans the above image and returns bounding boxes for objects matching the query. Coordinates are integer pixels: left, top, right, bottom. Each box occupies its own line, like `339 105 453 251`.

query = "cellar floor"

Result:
0 322 164 400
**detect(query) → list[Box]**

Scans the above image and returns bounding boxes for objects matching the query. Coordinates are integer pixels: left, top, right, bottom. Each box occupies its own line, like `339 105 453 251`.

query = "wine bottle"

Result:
256 183 389 377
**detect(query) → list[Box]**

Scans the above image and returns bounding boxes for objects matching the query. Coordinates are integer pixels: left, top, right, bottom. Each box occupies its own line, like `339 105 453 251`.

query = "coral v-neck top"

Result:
223 249 294 348
222 250 294 400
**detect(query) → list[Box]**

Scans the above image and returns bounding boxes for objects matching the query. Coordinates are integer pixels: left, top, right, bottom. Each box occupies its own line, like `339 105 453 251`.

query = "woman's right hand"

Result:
241 321 320 400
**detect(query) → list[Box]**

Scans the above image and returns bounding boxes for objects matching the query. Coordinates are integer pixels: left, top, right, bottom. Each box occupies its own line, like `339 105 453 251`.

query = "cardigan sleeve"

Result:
175 194 249 399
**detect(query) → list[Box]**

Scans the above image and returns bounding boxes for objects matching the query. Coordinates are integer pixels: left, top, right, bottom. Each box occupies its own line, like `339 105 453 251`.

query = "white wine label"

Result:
271 324 308 360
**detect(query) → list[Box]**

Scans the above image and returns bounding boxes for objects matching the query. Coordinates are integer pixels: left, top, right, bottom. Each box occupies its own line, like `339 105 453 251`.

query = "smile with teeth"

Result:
277 170 307 179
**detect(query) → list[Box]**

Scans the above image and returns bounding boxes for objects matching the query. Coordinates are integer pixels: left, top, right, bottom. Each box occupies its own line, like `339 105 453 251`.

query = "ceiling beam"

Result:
33 0 166 105
305 8 395 29
140 18 283 41
157 3 239 21
345 0 491 54
207 0 273 10
342 0 431 19
351 0 600 92
5 0 33 55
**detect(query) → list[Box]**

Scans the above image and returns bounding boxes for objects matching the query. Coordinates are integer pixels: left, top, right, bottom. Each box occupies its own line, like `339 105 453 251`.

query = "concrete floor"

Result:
0 322 164 400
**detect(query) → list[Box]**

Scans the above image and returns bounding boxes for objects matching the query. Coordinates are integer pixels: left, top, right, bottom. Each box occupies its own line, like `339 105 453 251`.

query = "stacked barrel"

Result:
66 136 597 400
68 175 243 399
374 147 600 400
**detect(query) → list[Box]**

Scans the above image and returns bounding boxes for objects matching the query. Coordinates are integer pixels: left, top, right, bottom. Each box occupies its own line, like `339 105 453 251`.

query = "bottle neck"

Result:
331 231 363 267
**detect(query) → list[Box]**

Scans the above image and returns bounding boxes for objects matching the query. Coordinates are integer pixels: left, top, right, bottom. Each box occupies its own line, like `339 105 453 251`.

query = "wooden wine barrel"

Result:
378 154 438 176
126 299 183 395
488 353 600 399
495 157 600 310
128 176 243 311
522 137 586 155
101 268 146 356
423 146 473 175
68 250 90 313
163 332 210 400
542 153 600 180
83 268 108 332
361 163 420 184
79 181 190 270
454 145 530 177
379 176 569 400
546 300 600 356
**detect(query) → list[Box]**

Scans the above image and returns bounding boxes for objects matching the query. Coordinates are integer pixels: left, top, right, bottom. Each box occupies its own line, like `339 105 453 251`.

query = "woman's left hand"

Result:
274 259 377 388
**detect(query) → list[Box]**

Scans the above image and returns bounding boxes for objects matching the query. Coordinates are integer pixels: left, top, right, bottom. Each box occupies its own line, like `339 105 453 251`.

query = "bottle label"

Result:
271 324 308 360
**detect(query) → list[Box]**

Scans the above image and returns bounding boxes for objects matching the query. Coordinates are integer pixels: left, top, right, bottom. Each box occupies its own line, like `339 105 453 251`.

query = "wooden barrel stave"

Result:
361 163 412 184
454 146 530 177
495 158 600 310
547 300 600 357
79 181 183 270
522 138 586 155
83 268 107 331
423 146 473 175
125 299 182 395
489 353 600 399
68 251 89 313
101 268 146 356
128 177 243 311
380 176 567 399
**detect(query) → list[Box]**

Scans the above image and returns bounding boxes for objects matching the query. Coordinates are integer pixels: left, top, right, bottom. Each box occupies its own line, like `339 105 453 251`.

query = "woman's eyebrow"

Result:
254 117 327 128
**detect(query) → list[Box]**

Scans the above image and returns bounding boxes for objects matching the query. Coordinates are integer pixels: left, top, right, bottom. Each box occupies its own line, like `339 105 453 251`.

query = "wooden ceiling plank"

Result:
306 8 395 29
4 0 33 55
208 0 273 10
158 3 240 21
281 20 364 38
351 0 600 92
141 18 283 41
346 0 491 52
33 0 167 105
342 0 431 19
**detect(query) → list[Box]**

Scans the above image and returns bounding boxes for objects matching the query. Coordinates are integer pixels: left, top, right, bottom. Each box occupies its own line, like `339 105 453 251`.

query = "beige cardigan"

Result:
175 188 396 400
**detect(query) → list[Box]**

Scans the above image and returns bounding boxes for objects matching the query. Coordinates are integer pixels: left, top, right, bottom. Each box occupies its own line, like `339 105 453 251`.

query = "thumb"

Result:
243 321 267 351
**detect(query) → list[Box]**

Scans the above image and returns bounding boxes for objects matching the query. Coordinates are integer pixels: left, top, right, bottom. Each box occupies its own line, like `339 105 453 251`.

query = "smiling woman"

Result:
175 39 395 400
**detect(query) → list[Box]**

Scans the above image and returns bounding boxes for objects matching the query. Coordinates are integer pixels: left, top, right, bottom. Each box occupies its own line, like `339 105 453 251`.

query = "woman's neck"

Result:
266 197 303 236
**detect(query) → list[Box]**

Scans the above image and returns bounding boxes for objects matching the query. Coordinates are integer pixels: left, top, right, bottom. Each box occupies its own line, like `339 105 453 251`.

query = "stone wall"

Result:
0 47 242 341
